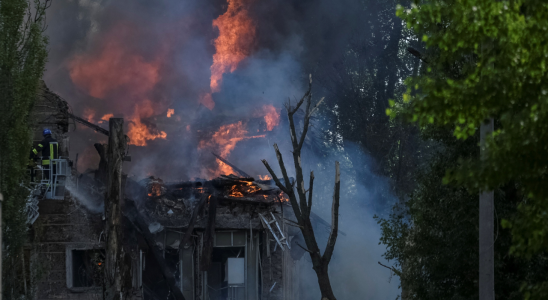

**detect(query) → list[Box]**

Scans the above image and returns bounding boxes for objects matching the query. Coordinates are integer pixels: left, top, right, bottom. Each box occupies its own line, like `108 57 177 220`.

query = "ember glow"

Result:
257 175 271 180
229 181 260 197
147 178 164 197
166 108 174 118
278 192 290 202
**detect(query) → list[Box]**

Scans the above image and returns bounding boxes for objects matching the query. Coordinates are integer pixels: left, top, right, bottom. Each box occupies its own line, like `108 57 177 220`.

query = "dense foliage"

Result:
314 0 429 203
0 0 48 297
377 126 548 299
378 0 548 299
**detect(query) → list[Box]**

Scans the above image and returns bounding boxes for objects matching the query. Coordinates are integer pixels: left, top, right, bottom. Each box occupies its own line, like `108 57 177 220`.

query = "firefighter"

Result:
31 129 59 180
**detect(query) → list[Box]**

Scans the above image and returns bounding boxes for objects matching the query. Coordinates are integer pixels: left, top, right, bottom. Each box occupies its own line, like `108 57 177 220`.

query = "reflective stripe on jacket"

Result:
32 135 59 165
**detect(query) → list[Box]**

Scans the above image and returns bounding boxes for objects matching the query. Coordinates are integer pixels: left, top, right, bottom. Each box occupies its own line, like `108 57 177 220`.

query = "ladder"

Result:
258 212 291 250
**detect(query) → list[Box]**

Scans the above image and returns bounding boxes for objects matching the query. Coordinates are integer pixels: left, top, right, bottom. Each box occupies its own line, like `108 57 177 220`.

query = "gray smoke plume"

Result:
43 0 401 298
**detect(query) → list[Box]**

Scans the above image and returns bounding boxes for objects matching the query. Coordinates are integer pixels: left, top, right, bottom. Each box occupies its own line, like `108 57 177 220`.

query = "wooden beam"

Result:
200 195 218 271
179 195 208 251
104 118 126 300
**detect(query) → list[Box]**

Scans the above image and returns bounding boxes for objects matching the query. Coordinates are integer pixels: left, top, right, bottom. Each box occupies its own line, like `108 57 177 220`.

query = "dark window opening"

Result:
72 249 103 288
208 247 246 300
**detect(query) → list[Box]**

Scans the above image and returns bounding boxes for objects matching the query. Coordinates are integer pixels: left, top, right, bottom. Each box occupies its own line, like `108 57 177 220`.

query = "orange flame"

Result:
69 26 160 99
262 104 280 131
199 121 264 178
199 121 264 158
83 108 96 123
217 160 236 177
257 175 271 180
69 26 166 147
229 181 260 197
128 100 167 146
167 108 175 118
98 113 114 124
199 93 215 110
101 113 114 121
202 0 256 110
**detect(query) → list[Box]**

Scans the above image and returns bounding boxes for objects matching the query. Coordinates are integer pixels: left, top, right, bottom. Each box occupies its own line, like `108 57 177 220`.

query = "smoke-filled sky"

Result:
44 0 400 298
43 0 376 180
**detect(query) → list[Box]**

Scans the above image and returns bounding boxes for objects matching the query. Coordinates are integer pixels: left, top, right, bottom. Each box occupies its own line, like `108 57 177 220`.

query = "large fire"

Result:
69 26 167 147
210 0 256 92
69 28 161 99
199 121 264 158
199 121 265 178
201 0 256 110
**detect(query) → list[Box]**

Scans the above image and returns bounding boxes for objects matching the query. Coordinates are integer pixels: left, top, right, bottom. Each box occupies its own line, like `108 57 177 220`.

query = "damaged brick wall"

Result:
30 82 70 155
32 195 104 299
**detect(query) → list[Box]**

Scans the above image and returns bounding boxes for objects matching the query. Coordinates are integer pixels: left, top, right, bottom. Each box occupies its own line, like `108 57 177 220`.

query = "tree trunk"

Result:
104 118 126 300
313 262 336 300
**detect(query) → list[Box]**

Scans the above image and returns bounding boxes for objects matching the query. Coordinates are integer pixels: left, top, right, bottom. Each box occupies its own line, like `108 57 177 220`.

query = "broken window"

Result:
208 247 246 300
66 248 104 289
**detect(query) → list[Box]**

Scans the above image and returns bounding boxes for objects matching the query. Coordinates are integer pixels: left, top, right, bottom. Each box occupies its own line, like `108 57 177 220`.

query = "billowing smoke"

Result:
293 142 399 300
44 0 400 298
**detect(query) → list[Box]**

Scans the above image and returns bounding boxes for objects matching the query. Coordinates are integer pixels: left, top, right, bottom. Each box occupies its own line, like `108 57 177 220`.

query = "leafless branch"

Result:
322 161 340 263
296 242 314 254
262 74 339 300
307 171 314 212
262 156 302 222
378 261 402 276
284 218 303 229
273 144 293 189
261 159 288 194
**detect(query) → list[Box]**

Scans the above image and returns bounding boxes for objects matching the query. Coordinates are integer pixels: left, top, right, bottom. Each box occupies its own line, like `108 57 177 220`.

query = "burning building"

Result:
28 86 322 300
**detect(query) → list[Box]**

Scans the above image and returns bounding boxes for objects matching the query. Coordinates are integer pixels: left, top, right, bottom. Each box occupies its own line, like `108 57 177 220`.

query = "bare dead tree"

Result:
262 75 340 300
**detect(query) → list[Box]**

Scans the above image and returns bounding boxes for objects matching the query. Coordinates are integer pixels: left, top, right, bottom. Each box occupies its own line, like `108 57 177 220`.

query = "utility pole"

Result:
479 118 494 300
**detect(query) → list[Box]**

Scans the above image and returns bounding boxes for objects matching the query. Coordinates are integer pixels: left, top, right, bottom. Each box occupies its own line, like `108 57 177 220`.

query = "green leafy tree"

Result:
385 0 548 298
0 0 49 297
377 126 548 300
